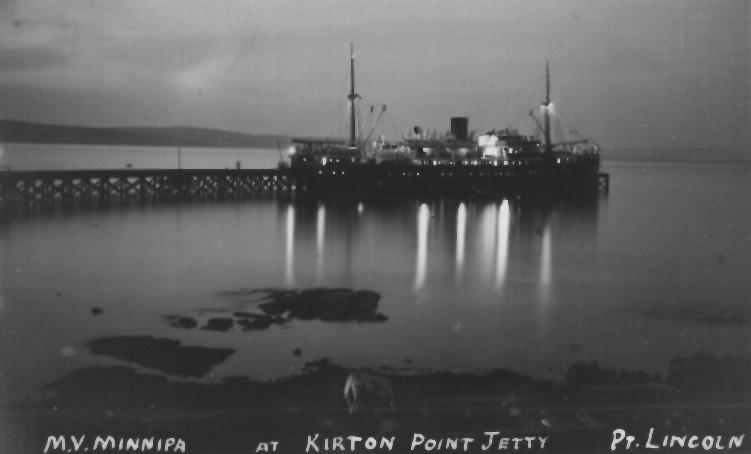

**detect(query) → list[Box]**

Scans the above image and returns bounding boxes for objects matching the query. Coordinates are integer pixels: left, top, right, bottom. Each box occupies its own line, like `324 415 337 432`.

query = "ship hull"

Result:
289 156 600 196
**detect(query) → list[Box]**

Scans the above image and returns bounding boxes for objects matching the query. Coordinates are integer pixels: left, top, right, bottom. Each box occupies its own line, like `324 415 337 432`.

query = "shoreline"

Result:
4 352 749 454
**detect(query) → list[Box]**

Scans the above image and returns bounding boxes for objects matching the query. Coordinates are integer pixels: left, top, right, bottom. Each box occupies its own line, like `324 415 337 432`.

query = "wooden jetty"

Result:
0 168 609 210
0 169 293 208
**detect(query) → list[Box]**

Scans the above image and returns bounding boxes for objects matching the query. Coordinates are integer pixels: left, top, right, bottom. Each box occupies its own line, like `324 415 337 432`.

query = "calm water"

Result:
0 145 750 403
0 143 285 170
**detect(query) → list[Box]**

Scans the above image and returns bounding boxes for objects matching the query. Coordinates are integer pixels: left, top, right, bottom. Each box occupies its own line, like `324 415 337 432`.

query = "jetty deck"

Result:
0 169 293 208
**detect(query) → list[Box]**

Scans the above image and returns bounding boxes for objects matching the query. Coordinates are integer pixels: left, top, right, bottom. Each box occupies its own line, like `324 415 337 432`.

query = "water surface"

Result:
1 158 749 403
0 143 283 170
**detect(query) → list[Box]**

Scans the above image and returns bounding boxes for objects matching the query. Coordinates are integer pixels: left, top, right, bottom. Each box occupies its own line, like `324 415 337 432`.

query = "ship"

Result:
286 45 602 196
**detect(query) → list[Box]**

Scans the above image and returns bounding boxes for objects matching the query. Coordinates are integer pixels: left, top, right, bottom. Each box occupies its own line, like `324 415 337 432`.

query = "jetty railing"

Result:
0 169 293 208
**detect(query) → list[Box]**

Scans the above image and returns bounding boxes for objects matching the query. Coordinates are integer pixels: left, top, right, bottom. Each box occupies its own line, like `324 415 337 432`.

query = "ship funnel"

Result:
451 117 468 141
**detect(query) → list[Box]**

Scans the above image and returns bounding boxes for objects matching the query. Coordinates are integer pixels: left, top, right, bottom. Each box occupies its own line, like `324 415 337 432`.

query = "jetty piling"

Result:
0 169 293 209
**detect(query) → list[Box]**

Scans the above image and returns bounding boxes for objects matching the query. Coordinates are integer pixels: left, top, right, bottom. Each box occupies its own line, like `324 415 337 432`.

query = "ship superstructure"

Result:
288 46 601 195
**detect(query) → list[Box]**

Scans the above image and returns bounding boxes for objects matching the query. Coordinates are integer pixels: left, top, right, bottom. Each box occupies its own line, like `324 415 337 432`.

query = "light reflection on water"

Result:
537 221 554 343
315 203 326 284
478 203 498 286
1 161 750 402
455 202 467 282
284 204 295 287
539 221 553 301
495 200 511 290
280 197 565 299
414 203 430 292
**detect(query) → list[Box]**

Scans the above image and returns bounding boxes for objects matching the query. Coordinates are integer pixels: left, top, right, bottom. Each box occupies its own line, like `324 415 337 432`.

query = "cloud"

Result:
0 0 747 151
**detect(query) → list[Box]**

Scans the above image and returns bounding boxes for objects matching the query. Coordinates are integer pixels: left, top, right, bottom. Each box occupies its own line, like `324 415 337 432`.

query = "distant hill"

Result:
0 119 290 149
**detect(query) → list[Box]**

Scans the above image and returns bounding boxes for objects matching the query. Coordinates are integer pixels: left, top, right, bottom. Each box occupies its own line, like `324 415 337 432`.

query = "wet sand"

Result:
3 287 750 452
3 350 749 453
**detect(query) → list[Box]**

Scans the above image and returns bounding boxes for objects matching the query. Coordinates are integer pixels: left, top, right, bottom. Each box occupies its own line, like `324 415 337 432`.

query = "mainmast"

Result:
543 61 552 156
347 43 359 147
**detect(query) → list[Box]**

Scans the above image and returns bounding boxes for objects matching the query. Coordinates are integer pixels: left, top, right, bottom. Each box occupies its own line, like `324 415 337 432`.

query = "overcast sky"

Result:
0 0 748 152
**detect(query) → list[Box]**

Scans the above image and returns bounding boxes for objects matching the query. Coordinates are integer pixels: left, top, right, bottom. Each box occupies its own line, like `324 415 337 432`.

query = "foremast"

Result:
347 43 360 148
542 61 552 157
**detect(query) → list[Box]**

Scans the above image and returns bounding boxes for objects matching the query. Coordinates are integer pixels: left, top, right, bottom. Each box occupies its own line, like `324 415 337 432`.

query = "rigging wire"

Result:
316 49 402 142
357 93 396 139
359 106 368 138
363 105 387 145
358 104 373 140
554 117 566 144
559 108 595 142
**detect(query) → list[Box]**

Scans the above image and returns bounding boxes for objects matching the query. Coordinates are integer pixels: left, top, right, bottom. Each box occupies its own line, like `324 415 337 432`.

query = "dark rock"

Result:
258 288 386 323
202 318 234 332
164 287 387 334
87 336 234 377
164 315 198 329
91 307 103 316
236 315 274 331
293 348 302 357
